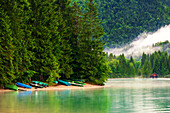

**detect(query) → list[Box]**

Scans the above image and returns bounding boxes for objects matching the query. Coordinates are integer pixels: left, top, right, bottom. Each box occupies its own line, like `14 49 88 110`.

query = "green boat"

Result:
74 81 85 85
32 81 48 87
38 82 48 87
32 81 40 84
67 81 84 87
5 84 18 91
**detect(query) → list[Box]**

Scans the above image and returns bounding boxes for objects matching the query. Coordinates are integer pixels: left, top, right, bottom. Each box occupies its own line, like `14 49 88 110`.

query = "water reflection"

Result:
0 79 170 113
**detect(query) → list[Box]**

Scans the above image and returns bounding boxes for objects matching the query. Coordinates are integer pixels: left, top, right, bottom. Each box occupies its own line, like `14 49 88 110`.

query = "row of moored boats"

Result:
4 79 85 91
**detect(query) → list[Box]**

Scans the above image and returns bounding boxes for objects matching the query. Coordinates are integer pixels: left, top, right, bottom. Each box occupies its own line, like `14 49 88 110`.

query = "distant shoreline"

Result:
108 78 170 80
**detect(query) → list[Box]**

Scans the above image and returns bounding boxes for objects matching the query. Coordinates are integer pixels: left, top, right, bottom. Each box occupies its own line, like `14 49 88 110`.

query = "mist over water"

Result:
105 25 170 58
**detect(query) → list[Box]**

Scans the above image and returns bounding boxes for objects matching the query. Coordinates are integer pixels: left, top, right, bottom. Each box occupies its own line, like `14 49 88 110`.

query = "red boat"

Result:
150 73 158 78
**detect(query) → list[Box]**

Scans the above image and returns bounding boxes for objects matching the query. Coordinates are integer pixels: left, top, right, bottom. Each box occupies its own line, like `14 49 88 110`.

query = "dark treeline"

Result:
73 0 170 48
107 51 170 78
0 0 109 87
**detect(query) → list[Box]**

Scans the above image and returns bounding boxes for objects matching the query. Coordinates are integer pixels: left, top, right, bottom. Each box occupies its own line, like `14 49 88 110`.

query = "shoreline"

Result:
1 78 170 93
0 83 110 93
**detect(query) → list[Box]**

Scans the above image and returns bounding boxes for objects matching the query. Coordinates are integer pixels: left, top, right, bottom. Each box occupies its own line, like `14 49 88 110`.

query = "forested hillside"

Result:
72 0 170 48
0 0 108 87
107 51 170 78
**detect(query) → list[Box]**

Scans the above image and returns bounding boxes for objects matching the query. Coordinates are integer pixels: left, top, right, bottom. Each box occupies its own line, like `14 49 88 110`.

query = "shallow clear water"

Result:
0 79 170 113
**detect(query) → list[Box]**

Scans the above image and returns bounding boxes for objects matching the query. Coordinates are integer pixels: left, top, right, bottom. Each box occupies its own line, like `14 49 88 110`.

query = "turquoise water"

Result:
0 79 170 113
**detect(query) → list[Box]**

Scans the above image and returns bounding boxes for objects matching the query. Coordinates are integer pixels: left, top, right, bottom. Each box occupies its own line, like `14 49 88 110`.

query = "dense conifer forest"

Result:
107 50 170 78
0 0 109 87
0 0 169 87
73 0 170 48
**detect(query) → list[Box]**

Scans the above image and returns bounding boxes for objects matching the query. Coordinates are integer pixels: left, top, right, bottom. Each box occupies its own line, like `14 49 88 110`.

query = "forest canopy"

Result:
0 0 108 87
72 0 170 48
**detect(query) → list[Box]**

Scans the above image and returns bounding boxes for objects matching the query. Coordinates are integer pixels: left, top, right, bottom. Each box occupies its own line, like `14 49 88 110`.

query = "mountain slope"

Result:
71 0 170 48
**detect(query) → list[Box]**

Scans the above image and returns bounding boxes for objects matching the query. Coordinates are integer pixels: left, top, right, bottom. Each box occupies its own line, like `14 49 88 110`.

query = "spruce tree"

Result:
160 52 169 76
0 7 15 87
130 56 135 66
168 55 170 73
54 0 74 79
119 54 127 77
141 52 146 67
68 2 84 79
1 0 33 83
152 53 161 75
79 0 108 84
115 62 121 78
108 53 114 61
129 62 136 78
28 0 61 82
141 57 152 78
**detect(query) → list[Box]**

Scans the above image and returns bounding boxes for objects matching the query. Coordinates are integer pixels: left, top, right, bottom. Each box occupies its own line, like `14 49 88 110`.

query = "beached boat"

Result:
29 83 43 88
74 81 85 86
39 82 48 87
32 81 40 84
65 80 85 87
32 81 48 87
70 82 84 87
5 84 18 91
53 81 58 84
16 82 32 89
57 79 71 86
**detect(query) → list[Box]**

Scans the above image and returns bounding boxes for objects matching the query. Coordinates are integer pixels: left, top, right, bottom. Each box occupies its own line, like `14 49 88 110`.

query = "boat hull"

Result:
5 84 18 91
16 82 32 89
29 83 43 88
57 79 71 86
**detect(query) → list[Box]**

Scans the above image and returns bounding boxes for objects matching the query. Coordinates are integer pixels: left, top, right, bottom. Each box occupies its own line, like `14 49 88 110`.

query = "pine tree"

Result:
1 0 34 83
108 53 114 61
129 62 136 78
141 57 152 78
126 61 131 77
141 52 146 67
160 52 169 76
28 0 61 82
115 62 121 78
118 54 127 77
0 6 15 87
168 55 170 73
78 0 108 84
130 56 135 66
54 0 74 79
68 2 84 79
152 53 161 75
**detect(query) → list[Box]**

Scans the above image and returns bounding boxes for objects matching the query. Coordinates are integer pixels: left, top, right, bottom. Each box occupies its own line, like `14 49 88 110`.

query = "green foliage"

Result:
0 0 109 86
165 74 170 78
107 51 170 78
141 58 152 78
23 71 36 83
72 0 170 48
153 40 169 47
0 6 15 87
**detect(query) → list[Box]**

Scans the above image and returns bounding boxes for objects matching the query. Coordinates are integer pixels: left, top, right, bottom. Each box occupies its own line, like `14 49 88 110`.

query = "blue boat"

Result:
57 79 71 86
16 82 32 89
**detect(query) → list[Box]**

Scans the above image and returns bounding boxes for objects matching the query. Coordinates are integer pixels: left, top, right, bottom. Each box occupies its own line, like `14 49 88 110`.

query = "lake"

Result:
0 78 170 113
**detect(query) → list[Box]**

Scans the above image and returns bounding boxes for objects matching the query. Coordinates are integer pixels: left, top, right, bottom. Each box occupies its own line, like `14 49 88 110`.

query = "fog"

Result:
105 25 170 58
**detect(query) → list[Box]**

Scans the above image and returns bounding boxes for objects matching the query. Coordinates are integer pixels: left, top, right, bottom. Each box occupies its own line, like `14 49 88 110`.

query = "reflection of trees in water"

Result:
151 88 170 111
0 83 170 113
